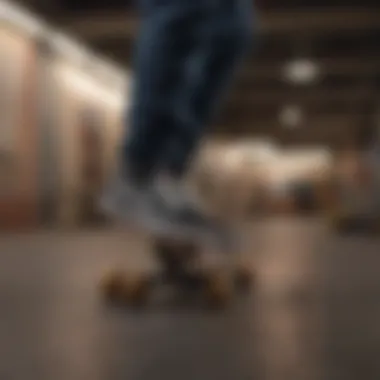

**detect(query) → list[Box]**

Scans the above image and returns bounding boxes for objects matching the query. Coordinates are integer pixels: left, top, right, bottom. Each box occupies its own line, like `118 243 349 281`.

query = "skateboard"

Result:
99 187 252 307
99 236 254 309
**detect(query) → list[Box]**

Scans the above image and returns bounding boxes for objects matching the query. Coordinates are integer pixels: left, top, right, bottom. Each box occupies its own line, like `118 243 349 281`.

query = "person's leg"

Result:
102 0 216 233
157 0 254 220
163 0 254 178
121 0 207 180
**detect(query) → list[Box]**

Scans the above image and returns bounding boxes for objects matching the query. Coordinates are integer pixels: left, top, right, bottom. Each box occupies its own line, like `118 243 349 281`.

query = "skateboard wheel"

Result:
235 266 253 292
100 270 127 301
120 275 151 306
100 271 151 306
203 272 232 308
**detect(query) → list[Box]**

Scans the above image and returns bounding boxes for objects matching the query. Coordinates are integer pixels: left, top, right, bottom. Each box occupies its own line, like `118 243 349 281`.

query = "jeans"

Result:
123 0 255 178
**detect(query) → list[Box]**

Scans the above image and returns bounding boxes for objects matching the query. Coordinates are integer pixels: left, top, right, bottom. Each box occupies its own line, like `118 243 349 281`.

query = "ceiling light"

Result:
283 59 320 85
279 105 303 128
1 0 46 37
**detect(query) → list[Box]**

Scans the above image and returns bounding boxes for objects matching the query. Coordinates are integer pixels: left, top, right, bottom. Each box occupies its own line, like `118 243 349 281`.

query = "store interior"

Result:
2 1 379 231
1 2 380 380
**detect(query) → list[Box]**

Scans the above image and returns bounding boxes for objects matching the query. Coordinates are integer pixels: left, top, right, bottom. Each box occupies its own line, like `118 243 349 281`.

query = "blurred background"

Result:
1 2 380 380
1 0 379 230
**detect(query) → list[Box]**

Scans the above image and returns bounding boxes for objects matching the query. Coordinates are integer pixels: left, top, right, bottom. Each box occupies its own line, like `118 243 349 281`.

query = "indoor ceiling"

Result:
18 0 380 147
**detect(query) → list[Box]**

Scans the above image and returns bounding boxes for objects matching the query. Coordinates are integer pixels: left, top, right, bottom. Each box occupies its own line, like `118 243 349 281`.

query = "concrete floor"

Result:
0 217 379 380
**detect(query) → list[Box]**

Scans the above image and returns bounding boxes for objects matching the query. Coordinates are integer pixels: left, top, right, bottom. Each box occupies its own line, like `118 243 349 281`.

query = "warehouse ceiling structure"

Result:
12 0 380 147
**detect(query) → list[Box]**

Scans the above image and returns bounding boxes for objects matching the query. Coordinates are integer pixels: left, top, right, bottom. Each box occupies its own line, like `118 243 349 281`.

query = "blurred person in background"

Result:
102 0 254 237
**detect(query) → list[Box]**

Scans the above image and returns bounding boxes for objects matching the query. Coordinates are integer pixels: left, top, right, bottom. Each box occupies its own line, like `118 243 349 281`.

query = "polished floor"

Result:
0 218 379 380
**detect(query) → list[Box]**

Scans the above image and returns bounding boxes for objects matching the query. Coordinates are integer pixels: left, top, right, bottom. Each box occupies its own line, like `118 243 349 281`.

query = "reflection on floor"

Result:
0 217 379 380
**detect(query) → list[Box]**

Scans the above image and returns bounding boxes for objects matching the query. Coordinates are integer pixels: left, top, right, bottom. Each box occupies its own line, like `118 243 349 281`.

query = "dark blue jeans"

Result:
123 0 254 178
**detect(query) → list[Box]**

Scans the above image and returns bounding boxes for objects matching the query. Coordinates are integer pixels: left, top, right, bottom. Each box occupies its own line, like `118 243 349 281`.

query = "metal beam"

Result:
217 114 364 128
61 8 380 40
240 58 380 81
220 110 371 127
213 114 364 145
227 86 374 105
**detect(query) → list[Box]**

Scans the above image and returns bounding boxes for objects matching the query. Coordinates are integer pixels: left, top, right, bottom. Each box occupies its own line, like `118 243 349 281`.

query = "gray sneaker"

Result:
154 177 240 249
154 176 212 229
100 175 220 242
